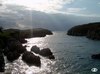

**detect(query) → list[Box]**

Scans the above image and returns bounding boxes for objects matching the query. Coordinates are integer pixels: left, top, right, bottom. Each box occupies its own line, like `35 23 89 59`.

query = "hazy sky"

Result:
2 0 100 17
0 0 100 30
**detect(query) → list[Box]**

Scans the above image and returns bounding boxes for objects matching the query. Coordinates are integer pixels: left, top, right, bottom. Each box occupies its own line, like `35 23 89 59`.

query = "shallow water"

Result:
2 31 100 74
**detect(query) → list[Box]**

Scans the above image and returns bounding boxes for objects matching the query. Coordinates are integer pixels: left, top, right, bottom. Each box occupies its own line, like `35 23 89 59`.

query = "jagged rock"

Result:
31 46 40 54
40 48 53 56
22 51 41 67
91 53 100 59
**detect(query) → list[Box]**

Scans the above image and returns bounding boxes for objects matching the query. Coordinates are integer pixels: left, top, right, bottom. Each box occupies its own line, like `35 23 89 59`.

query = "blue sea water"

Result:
4 31 100 74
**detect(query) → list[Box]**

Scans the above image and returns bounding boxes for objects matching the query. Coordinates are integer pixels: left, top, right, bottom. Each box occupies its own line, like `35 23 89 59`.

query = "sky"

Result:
0 0 100 30
2 0 100 17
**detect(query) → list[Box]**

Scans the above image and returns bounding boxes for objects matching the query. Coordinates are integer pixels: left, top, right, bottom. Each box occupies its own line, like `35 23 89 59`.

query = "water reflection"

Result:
25 37 48 51
5 54 56 74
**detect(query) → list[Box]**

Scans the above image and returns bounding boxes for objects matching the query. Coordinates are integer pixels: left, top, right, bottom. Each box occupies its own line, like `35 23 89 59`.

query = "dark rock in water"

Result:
6 51 20 62
48 55 55 59
31 47 55 59
39 48 55 59
40 48 53 56
0 53 5 72
91 53 100 59
31 46 40 54
22 51 41 67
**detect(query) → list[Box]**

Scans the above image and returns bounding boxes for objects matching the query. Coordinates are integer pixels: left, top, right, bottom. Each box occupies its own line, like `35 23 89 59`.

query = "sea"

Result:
3 31 100 74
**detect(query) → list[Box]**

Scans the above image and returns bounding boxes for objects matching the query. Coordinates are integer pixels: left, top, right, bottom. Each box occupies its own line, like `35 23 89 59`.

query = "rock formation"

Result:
31 46 40 54
40 48 55 59
22 51 41 67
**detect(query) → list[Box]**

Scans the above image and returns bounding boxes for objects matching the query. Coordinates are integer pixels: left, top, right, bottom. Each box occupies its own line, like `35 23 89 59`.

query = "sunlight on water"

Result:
24 35 54 51
25 37 49 48
5 54 56 74
4 35 56 74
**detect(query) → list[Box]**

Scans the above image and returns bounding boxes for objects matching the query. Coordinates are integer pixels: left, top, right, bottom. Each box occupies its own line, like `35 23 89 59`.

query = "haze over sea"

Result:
4 31 100 74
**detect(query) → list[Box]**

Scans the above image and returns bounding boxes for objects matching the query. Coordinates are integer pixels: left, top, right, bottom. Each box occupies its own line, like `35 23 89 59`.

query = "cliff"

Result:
67 22 100 40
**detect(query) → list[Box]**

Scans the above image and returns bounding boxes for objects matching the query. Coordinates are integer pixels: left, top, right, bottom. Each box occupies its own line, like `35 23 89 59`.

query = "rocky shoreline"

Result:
0 27 54 72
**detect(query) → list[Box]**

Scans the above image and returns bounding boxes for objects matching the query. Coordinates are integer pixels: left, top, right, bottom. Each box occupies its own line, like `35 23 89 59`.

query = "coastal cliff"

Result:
67 22 100 40
0 27 53 72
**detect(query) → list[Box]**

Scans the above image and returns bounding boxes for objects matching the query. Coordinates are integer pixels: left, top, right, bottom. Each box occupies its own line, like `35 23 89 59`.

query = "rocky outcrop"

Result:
67 22 100 40
40 48 53 56
22 51 41 67
40 48 55 59
31 46 40 54
31 46 55 59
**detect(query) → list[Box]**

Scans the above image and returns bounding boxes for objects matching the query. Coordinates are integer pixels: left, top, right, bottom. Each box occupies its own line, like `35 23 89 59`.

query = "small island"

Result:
0 27 53 72
67 22 100 40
